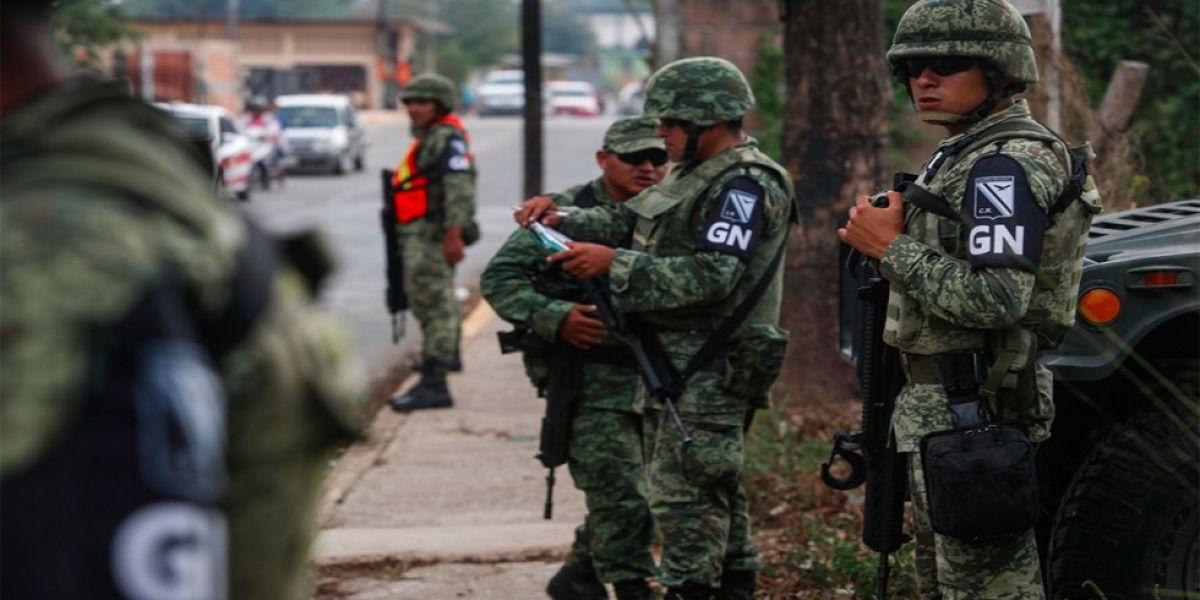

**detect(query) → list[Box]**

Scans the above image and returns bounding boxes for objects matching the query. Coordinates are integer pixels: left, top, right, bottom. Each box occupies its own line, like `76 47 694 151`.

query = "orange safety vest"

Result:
392 114 471 224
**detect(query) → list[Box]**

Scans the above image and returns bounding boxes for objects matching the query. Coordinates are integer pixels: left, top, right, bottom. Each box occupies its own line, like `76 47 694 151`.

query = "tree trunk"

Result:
651 0 681 68
779 0 889 403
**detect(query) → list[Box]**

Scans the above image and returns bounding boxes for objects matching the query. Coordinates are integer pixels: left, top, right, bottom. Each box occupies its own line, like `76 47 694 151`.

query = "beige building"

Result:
129 16 450 112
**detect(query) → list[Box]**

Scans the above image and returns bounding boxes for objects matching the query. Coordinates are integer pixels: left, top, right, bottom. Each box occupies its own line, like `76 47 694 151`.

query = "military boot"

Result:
546 559 607 600
663 582 716 600
715 570 755 600
388 376 453 412
407 354 462 373
613 578 655 600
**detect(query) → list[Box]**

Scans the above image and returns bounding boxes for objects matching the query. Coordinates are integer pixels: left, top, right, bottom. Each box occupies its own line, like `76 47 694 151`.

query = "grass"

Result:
745 391 921 599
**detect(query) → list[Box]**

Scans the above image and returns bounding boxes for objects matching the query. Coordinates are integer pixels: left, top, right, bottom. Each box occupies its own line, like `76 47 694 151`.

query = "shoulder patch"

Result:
443 134 471 173
698 176 766 260
964 154 1047 271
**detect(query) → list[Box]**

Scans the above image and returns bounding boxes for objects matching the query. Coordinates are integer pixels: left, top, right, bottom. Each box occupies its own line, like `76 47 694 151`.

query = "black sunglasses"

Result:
401 97 434 105
898 56 977 79
658 117 692 130
610 148 669 167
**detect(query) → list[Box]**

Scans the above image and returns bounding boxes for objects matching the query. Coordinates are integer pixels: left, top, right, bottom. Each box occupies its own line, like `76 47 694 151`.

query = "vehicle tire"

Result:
354 153 364 172
1048 365 1199 599
235 185 251 202
332 153 347 175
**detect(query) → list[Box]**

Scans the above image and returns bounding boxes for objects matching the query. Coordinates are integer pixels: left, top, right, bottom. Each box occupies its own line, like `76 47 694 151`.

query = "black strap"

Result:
200 216 277 357
572 182 598 208
681 233 788 379
897 181 964 223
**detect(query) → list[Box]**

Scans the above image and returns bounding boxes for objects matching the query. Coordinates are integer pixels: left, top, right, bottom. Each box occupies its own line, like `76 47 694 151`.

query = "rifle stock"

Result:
380 169 408 343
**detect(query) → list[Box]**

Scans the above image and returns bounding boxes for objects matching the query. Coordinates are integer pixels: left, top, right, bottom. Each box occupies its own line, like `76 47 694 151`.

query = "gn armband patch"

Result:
444 135 471 172
698 176 766 260
964 154 1046 271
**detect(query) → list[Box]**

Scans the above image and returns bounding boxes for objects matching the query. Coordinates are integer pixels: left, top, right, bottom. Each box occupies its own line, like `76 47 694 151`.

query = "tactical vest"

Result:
625 143 796 332
392 114 472 223
0 85 274 599
883 108 1102 395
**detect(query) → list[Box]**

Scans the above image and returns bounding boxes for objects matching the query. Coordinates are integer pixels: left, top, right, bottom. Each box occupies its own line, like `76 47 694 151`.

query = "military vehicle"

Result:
835 198 1200 599
1039 198 1199 599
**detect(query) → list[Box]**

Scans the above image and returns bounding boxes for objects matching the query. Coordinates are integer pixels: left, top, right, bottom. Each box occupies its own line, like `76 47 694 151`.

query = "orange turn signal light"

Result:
1140 270 1180 287
1078 287 1121 326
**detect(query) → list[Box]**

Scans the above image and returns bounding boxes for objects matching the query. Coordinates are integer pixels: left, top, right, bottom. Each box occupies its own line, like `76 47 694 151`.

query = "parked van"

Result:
275 94 368 175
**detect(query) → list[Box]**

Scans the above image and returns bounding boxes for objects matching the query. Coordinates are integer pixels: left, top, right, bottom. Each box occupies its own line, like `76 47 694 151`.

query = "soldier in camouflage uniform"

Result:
839 1 1101 597
482 117 669 600
389 73 479 412
516 57 797 600
0 2 364 598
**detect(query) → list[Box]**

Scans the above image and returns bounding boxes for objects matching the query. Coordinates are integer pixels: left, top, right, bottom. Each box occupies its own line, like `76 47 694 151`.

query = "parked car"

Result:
617 81 645 116
477 69 525 116
546 80 601 117
275 94 367 175
156 102 254 201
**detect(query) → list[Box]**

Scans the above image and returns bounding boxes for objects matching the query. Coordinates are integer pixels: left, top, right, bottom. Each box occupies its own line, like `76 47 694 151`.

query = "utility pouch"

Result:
920 422 1039 543
498 327 550 394
462 219 481 246
722 324 789 408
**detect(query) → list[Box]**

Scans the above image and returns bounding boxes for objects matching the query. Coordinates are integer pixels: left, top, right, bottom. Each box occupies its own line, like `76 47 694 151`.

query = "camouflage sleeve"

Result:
480 229 576 342
608 249 747 313
221 258 365 600
880 234 1035 328
419 126 476 230
560 201 637 246
879 146 1063 329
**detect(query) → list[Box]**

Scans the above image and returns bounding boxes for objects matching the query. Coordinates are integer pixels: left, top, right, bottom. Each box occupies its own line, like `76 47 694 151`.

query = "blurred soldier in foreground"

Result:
0 2 365 598
388 73 479 412
482 117 669 600
839 0 1100 597
515 57 797 600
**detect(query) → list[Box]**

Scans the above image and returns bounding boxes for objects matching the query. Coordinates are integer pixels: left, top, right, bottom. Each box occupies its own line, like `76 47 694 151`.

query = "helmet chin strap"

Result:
912 65 1021 126
679 122 708 163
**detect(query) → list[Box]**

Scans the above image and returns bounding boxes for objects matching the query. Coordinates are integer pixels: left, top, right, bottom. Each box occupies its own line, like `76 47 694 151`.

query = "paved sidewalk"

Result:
314 302 587 599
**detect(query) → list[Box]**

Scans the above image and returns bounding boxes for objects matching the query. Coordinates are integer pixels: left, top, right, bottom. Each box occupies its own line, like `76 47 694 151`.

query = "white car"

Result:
546 80 601 117
157 102 254 201
477 69 525 116
275 94 368 175
617 81 645 116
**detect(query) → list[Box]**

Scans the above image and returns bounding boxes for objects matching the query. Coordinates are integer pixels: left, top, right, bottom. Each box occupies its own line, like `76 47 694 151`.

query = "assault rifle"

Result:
496 326 580 520
380 169 407 343
821 191 911 599
529 223 692 444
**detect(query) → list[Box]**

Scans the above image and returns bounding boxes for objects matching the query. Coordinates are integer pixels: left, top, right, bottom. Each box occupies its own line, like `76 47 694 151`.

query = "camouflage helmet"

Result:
401 73 457 111
887 0 1038 89
643 57 754 126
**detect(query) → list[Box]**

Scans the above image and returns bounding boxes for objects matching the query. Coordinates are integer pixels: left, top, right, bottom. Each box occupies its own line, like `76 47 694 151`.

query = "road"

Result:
245 113 616 384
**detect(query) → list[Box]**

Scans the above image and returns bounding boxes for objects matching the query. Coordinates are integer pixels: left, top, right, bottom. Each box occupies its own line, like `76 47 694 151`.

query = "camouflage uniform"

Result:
0 78 363 599
397 74 477 375
881 2 1102 597
481 118 664 587
562 58 796 594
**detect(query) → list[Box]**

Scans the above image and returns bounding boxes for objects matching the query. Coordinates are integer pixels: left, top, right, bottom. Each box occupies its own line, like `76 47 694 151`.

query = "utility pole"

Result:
521 0 543 199
226 0 239 40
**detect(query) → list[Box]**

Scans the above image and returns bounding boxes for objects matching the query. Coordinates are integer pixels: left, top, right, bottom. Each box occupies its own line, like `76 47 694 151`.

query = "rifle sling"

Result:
680 233 788 381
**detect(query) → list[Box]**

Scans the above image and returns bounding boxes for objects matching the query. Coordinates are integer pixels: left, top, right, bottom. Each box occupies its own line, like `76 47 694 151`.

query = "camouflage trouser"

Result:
567 404 656 582
400 232 459 370
908 452 1046 599
642 366 759 589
